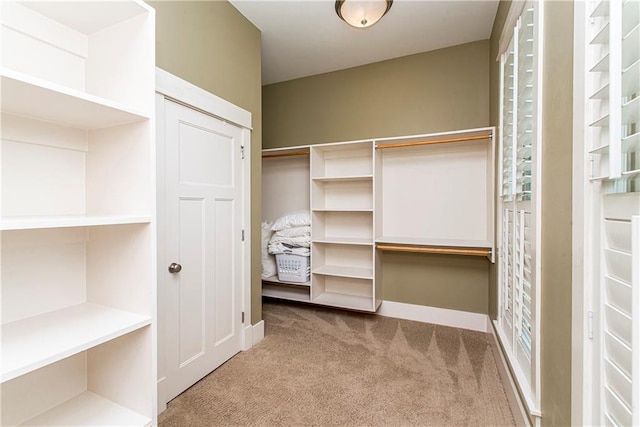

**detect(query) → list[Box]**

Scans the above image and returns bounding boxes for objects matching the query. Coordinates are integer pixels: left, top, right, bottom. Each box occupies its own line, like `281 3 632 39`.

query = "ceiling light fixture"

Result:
335 0 393 29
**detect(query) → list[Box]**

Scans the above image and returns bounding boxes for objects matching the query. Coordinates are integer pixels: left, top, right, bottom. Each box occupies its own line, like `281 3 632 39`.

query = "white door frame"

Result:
155 68 253 413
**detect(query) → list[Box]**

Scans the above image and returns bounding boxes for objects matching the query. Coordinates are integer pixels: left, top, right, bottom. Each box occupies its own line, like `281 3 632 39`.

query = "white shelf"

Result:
1 303 151 382
1 214 151 231
313 292 374 312
312 208 373 212
19 391 151 427
312 236 373 245
375 236 492 249
18 1 149 35
0 68 149 129
262 276 311 287
262 284 311 302
311 175 373 182
313 265 373 280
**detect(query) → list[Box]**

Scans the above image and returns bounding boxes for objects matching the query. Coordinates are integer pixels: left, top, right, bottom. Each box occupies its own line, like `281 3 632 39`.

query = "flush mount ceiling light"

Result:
335 0 393 29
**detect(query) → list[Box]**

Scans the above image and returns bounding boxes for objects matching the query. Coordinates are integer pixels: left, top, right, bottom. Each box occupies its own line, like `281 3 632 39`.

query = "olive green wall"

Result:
150 1 264 324
263 41 491 314
540 1 573 425
488 1 574 425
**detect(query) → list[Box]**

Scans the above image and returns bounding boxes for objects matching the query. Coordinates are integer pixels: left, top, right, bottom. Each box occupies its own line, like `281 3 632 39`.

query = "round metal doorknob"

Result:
168 263 182 274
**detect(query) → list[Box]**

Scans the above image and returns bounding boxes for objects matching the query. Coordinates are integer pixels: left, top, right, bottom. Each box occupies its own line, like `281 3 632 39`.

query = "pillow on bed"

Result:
271 210 310 231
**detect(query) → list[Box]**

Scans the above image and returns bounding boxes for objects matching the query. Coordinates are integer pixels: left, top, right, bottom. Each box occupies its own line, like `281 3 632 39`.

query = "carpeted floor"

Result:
159 300 515 426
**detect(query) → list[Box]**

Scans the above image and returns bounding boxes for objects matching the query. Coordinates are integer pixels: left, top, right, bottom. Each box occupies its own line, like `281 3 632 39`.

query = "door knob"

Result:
168 263 182 274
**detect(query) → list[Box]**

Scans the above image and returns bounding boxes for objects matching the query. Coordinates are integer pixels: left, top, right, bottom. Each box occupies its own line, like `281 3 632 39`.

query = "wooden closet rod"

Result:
376 134 492 150
377 244 491 257
262 151 310 159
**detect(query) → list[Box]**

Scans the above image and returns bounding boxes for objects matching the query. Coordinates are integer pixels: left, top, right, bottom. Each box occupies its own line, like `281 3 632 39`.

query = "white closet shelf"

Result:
313 265 373 280
312 237 373 245
1 303 151 382
313 292 373 312
19 391 151 427
1 214 151 231
311 175 373 182
375 236 492 249
262 276 311 287
312 208 373 213
16 1 149 35
0 69 149 129
262 285 311 302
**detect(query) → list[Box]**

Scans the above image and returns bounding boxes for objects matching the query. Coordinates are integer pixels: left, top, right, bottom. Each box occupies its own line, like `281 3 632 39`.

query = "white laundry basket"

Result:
275 253 310 283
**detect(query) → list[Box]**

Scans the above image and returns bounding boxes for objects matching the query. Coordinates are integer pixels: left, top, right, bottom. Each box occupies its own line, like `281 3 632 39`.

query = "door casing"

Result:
155 68 253 413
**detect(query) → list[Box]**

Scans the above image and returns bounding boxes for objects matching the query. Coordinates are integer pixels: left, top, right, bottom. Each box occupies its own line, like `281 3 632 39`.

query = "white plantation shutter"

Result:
582 0 640 425
497 0 541 417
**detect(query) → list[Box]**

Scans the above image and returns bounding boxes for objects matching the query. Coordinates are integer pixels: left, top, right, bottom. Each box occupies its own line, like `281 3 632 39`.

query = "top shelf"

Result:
11 1 150 36
376 236 492 249
0 68 149 129
311 175 373 182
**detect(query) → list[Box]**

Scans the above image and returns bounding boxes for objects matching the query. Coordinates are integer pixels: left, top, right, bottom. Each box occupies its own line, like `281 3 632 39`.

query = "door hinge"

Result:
242 311 245 323
241 145 245 159
588 310 594 340
241 229 245 241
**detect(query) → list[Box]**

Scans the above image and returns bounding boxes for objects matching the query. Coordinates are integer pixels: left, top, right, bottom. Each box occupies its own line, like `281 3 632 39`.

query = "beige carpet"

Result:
159 300 515 426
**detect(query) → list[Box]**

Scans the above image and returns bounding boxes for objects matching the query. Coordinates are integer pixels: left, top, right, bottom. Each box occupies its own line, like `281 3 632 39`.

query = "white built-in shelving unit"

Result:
1 1 156 425
262 127 495 313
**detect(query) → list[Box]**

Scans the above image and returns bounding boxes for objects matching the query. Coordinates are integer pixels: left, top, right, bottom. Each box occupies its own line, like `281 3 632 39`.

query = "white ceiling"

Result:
229 0 500 85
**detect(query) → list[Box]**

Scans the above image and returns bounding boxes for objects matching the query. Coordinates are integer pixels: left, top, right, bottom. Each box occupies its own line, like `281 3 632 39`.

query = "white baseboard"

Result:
242 320 265 351
377 300 491 333
488 323 532 427
252 320 265 346
157 376 167 415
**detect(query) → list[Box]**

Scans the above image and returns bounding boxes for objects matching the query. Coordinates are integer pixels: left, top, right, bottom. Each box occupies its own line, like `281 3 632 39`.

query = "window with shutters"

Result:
577 0 640 425
496 0 542 420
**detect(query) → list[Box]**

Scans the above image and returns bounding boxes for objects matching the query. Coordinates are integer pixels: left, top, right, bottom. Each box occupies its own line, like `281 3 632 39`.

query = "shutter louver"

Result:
584 1 640 424
516 5 534 201
601 194 639 426
497 0 541 416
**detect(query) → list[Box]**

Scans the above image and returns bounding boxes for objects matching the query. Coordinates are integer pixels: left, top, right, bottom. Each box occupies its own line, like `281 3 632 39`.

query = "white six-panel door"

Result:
163 100 244 401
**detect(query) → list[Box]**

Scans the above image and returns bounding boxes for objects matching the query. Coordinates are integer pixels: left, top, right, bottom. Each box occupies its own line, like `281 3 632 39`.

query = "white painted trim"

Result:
241 320 265 351
488 324 531 427
377 300 490 333
155 69 253 412
497 0 527 59
494 320 542 419
571 2 589 425
155 68 251 130
252 320 265 346
157 376 167 414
